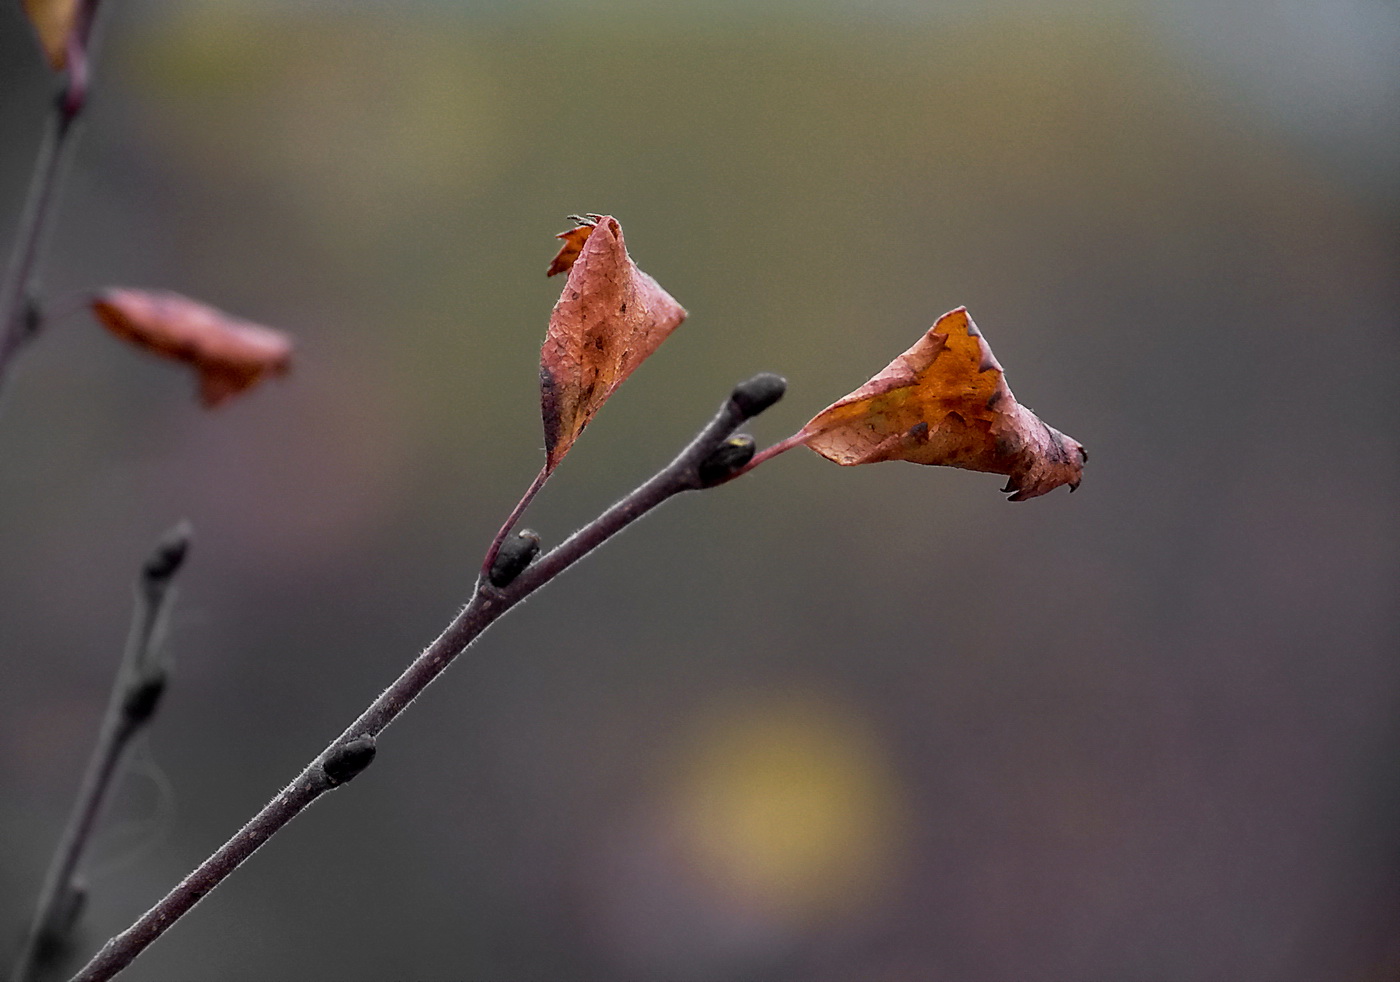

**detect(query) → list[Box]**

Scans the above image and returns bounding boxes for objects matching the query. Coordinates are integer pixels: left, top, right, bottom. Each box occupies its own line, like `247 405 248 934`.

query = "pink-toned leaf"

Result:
540 215 686 471
91 289 293 408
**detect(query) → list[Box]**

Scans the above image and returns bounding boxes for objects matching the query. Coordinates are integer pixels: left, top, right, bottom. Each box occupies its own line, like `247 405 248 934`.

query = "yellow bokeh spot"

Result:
670 693 903 923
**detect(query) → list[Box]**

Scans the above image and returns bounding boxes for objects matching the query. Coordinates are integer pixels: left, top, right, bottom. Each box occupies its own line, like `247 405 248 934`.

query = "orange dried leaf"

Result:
540 215 686 471
91 289 293 408
22 0 80 70
799 307 1085 500
546 215 603 277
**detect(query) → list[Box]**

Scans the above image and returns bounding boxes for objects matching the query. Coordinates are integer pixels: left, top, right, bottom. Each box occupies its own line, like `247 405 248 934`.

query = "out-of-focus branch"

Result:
68 375 786 982
0 0 105 409
11 523 191 982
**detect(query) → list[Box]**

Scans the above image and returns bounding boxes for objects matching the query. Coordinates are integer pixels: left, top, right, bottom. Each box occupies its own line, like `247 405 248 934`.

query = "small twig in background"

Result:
10 523 191 982
0 0 105 409
68 375 786 982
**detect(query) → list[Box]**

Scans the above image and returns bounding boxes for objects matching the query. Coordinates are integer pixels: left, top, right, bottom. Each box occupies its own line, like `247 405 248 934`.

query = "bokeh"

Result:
2 1 1397 979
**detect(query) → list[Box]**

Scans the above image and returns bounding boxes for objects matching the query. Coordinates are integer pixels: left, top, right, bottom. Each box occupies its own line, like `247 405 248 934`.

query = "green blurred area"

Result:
1 2 1397 980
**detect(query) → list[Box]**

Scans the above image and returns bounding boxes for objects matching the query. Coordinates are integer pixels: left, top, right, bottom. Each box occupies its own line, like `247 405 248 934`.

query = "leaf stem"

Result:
68 380 779 982
479 464 550 581
728 429 808 480
11 523 191 982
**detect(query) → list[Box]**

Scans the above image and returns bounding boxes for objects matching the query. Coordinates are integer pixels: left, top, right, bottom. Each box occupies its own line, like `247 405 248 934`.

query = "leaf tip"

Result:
545 214 604 277
22 0 80 70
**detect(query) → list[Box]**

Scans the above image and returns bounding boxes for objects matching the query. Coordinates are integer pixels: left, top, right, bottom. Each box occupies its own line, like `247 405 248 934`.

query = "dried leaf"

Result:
22 0 80 70
91 289 293 408
799 307 1085 500
540 215 686 471
546 214 603 277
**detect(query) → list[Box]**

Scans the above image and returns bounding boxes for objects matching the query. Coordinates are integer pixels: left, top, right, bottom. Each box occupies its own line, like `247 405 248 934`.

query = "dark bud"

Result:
730 373 786 420
323 735 377 786
698 435 756 487
121 668 168 725
143 521 192 584
22 294 42 340
489 529 541 588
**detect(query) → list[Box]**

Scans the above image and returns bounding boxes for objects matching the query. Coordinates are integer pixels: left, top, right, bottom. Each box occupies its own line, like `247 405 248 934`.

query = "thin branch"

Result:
68 376 785 982
479 463 550 580
0 0 104 409
11 524 191 982
0 100 78 404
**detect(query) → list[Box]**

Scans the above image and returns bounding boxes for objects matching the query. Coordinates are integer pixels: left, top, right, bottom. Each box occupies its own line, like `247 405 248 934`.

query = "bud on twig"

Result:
120 668 167 726
698 435 757 486
322 736 377 786
729 373 786 420
488 529 541 588
142 521 191 585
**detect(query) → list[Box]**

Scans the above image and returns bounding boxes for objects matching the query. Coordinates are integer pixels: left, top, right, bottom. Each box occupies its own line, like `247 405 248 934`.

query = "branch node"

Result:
120 668 168 727
487 529 541 588
322 736 377 787
22 294 42 340
697 435 757 487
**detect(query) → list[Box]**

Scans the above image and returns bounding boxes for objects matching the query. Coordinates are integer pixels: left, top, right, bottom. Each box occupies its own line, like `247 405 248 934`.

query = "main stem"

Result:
69 387 764 982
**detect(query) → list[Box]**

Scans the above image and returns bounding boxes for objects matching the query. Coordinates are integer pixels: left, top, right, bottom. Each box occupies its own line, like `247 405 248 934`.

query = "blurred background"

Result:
1 1 1397 979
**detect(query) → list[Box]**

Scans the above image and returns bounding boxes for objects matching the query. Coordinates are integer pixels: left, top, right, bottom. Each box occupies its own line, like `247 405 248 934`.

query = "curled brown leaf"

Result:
539 215 686 471
91 289 293 408
798 307 1085 500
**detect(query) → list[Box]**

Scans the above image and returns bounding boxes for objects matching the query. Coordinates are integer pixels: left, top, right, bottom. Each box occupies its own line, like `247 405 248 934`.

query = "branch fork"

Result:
67 374 787 982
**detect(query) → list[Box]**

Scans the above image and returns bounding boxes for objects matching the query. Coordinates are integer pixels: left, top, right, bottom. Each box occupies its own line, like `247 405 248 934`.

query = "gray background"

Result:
2 1 1397 979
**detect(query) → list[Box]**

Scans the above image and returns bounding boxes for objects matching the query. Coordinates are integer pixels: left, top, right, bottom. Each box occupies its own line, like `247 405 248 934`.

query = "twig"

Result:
68 375 786 982
11 523 191 982
0 0 104 409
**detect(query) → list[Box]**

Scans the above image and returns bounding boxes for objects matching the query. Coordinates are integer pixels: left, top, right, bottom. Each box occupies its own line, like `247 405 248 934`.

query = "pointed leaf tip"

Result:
798 307 1085 500
540 216 686 471
22 0 81 70
546 214 604 277
91 289 293 408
